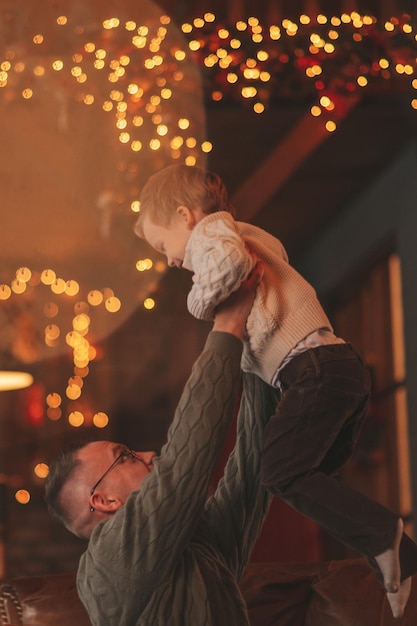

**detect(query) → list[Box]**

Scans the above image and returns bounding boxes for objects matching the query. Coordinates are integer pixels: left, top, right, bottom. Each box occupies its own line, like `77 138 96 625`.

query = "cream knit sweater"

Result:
183 211 332 385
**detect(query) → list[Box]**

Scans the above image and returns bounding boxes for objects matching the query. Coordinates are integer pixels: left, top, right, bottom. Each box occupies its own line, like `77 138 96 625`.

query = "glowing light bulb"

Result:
11 279 26 294
66 384 82 400
73 314 90 332
16 266 31 282
41 269 56 285
68 411 84 427
105 296 121 312
34 463 49 478
87 290 103 306
144 297 155 310
51 278 66 294
93 412 109 428
46 392 62 408
15 489 30 504
45 324 60 341
0 284 12 299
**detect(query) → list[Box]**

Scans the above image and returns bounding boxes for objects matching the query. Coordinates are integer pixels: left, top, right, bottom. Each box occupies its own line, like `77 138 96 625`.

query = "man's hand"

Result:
212 261 263 339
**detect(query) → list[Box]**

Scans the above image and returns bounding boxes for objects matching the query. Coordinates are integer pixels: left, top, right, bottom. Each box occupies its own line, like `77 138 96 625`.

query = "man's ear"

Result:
89 492 123 514
176 205 195 228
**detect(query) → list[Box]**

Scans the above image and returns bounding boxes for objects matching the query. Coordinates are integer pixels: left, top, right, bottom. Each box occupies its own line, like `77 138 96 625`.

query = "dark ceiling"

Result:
205 91 416 258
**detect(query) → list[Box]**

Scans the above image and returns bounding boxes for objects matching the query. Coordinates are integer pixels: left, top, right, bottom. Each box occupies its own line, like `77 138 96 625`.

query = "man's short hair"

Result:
44 442 85 528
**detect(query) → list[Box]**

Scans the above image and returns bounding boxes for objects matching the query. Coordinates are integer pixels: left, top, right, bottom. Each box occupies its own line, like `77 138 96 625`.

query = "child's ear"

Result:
176 205 195 228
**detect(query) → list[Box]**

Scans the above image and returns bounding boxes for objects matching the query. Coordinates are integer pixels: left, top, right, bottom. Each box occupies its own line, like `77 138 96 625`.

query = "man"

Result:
45 263 277 626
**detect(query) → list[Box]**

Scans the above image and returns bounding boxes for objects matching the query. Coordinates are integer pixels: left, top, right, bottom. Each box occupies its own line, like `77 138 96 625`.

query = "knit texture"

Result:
76 331 276 626
183 212 332 385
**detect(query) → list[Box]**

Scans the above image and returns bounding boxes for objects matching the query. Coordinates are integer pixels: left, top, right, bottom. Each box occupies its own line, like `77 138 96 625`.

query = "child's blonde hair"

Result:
134 164 234 238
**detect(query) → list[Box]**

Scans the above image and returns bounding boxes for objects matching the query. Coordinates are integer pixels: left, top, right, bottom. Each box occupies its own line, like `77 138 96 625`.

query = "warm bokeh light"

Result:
44 302 59 317
105 296 122 312
155 261 166 273
65 280 80 296
69 375 83 388
34 463 49 479
11 279 26 294
68 411 85 427
15 489 31 504
73 314 90 332
16 266 32 282
0 371 34 391
45 324 60 341
0 284 12 300
51 278 66 294
136 258 153 272
144 297 156 310
40 269 56 285
74 301 90 315
47 407 62 421
66 331 82 348
46 392 62 408
93 412 109 428
66 384 82 400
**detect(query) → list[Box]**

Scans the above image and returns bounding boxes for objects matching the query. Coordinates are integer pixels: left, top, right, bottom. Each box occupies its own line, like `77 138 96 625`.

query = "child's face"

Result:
141 212 193 269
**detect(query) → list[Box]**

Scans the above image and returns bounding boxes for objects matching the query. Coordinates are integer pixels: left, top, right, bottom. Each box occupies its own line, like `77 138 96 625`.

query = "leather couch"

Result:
1 559 416 626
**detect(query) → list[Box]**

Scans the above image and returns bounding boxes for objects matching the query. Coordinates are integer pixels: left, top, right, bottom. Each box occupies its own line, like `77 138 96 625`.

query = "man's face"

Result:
82 441 157 507
64 441 157 537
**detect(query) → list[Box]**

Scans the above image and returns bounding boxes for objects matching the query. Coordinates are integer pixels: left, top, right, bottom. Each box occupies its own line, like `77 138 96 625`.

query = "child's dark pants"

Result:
261 343 417 580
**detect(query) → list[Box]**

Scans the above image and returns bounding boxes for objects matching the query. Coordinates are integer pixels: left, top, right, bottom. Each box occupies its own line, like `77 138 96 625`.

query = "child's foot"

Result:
386 576 412 618
374 518 403 593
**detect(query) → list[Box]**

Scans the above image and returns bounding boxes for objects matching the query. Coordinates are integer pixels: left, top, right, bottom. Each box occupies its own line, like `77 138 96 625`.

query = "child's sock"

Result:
375 518 403 593
386 577 412 618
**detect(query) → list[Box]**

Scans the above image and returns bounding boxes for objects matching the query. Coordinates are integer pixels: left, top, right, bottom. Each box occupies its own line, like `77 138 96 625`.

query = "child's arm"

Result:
187 215 254 321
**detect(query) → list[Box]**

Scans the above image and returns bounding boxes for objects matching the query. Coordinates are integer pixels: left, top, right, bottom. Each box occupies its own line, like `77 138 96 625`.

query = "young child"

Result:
135 163 417 617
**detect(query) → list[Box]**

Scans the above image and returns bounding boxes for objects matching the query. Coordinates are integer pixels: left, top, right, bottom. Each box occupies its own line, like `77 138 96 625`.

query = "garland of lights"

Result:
181 11 417 127
1 10 415 149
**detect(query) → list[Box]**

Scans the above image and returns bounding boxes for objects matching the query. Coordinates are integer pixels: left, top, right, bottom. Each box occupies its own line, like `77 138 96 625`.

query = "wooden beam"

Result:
232 96 359 222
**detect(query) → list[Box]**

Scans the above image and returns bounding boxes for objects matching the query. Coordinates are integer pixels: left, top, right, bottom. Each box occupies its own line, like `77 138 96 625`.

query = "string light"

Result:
1 265 122 428
2 9 414 149
0 9 209 225
15 489 30 504
181 11 416 128
34 463 49 478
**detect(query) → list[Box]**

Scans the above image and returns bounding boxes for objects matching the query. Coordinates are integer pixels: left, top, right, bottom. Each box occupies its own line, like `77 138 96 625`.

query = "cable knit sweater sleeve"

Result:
203 372 277 578
76 331 245 626
183 212 254 321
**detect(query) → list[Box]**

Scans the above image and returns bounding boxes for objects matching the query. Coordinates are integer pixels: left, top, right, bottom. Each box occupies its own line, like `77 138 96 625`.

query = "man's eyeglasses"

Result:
90 447 146 512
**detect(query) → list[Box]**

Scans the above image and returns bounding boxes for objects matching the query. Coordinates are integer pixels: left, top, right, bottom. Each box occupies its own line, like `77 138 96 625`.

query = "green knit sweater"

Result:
76 331 276 625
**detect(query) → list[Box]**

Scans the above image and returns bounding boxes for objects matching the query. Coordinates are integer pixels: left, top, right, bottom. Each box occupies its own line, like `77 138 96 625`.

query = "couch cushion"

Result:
0 573 91 626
